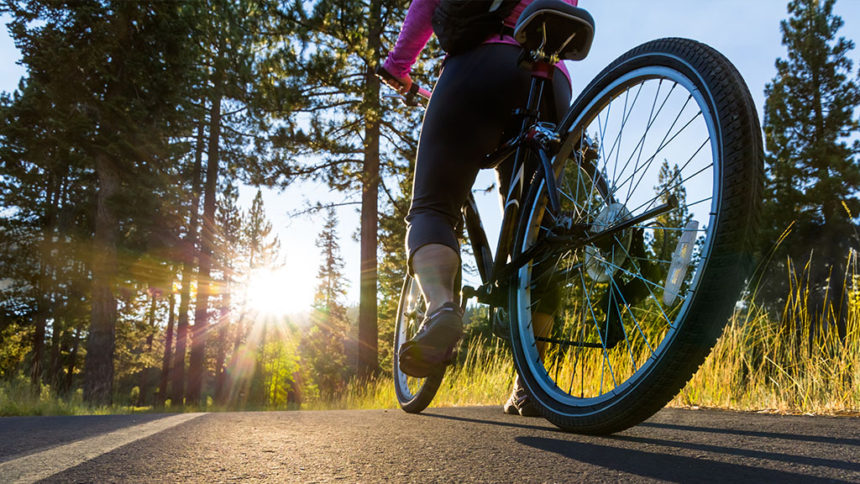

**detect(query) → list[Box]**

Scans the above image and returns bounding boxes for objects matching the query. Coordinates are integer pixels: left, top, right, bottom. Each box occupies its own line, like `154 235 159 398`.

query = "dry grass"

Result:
314 259 859 416
4 257 857 417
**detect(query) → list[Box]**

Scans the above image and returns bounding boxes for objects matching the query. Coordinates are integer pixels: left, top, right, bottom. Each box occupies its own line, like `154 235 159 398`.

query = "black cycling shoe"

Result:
399 302 463 378
503 376 541 417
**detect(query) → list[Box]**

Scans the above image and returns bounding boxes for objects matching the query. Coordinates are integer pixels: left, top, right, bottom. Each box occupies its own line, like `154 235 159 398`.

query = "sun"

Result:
244 267 311 317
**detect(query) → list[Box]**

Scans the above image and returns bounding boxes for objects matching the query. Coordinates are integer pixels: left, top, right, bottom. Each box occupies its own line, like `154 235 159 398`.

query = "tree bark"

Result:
137 291 158 405
158 289 176 405
48 314 63 390
63 327 82 395
47 177 68 391
83 152 120 406
357 0 383 380
214 287 230 404
31 176 60 393
188 61 224 405
171 118 205 404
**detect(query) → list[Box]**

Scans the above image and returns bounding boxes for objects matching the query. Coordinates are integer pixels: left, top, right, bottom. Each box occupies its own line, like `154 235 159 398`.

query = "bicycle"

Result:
387 0 762 434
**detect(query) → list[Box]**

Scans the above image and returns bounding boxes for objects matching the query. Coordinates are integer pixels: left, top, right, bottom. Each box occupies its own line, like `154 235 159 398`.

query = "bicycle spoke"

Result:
603 83 645 183
606 277 639 373
608 276 656 358
578 270 617 394
618 104 701 202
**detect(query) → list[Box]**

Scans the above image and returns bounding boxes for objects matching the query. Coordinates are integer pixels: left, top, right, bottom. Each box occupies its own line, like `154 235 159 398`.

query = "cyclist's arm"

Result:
382 0 439 81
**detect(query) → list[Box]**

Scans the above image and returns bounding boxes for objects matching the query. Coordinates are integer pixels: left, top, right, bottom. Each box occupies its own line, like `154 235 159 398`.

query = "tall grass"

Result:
314 257 859 415
672 254 859 414
303 337 516 410
4 257 857 416
0 377 111 416
671 302 858 413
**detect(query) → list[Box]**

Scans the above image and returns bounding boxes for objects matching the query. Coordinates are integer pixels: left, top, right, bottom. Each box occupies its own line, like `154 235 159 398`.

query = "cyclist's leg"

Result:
499 66 572 415
401 44 531 375
496 65 572 322
406 43 532 306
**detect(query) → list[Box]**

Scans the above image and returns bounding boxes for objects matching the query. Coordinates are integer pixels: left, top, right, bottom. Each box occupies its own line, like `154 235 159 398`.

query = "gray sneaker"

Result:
399 302 463 378
503 376 541 417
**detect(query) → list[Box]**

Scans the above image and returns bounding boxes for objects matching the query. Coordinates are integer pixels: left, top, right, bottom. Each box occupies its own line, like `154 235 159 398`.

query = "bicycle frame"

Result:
461 59 677 310
460 57 563 308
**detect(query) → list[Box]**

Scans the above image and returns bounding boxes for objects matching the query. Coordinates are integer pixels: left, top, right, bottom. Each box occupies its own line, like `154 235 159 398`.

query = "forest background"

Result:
0 0 858 414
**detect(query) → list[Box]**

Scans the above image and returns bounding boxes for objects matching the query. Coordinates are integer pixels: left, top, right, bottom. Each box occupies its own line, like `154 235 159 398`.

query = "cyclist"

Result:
379 0 577 416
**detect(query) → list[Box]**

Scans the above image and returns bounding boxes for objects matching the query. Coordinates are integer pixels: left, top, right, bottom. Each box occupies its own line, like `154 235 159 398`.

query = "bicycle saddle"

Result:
514 0 595 61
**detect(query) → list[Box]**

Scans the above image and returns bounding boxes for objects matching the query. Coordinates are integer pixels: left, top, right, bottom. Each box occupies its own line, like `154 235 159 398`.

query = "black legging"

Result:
406 43 572 280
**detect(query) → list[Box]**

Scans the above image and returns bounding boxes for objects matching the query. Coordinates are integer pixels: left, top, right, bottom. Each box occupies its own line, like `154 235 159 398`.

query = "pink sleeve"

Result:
382 0 440 79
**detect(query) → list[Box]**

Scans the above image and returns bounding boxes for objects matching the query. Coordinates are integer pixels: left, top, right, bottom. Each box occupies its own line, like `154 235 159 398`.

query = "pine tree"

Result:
302 208 352 399
651 160 693 264
212 183 243 404
240 190 282 406
276 0 440 378
2 0 201 405
760 0 860 331
185 0 292 405
314 208 349 315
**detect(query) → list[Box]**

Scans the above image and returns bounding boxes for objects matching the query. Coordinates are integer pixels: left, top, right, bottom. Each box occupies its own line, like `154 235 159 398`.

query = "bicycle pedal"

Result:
492 307 511 341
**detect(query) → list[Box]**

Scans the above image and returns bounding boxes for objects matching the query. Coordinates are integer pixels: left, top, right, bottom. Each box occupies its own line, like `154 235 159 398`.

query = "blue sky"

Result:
2 1 859 311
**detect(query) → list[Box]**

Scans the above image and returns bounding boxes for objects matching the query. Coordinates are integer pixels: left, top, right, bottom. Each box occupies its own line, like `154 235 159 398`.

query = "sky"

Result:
1 1 859 312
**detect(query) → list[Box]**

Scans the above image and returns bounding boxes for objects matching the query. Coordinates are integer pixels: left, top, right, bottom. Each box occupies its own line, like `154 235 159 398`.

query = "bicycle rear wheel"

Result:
393 274 445 413
509 38 762 434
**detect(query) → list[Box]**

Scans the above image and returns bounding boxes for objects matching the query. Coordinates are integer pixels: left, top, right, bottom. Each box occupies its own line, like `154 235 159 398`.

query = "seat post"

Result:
520 59 554 132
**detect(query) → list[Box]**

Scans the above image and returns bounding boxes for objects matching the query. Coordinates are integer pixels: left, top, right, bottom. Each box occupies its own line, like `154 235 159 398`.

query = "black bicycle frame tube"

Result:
491 75 548 289
462 193 493 284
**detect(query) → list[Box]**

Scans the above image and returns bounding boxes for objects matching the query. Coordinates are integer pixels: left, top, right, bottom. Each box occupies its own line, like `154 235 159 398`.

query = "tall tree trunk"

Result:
31 176 59 393
158 289 176 405
214 287 230 404
188 61 224 405
63 327 82 395
171 118 205 404
83 152 120 406
250 322 268 406
357 0 383 380
48 176 68 391
30 292 47 395
48 307 63 391
137 291 158 406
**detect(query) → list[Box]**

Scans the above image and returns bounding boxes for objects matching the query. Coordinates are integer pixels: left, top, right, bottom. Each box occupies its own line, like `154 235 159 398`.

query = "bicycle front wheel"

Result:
393 274 445 413
509 38 762 434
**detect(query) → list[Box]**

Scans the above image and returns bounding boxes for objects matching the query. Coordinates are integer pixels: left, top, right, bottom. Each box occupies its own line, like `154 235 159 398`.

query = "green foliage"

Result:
302 208 352 399
651 160 693 262
376 172 413 373
760 0 860 326
0 323 32 379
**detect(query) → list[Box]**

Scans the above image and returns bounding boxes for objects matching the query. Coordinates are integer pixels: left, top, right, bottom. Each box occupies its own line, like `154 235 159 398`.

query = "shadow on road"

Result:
612 434 860 473
420 411 555 433
639 421 860 447
516 436 844 483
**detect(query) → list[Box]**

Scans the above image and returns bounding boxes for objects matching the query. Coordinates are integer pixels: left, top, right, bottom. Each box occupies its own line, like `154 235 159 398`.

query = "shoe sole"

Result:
398 312 462 378
399 341 455 378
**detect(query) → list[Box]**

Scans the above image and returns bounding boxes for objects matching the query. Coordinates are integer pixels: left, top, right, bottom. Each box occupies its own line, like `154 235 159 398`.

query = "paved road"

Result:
0 406 857 482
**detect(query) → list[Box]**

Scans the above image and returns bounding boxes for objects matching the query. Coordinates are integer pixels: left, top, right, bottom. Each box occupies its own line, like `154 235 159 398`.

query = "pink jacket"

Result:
382 0 579 79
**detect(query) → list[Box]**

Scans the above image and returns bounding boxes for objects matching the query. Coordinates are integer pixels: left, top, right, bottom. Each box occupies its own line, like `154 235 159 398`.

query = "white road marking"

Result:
0 412 205 483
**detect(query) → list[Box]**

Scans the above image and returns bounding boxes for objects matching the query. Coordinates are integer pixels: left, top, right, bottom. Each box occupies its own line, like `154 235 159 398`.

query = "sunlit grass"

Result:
4 255 858 417
0 378 145 417
671 308 860 414
310 255 860 415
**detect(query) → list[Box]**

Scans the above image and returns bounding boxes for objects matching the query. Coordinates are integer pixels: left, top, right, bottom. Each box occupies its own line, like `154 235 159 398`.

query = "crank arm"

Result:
584 195 677 247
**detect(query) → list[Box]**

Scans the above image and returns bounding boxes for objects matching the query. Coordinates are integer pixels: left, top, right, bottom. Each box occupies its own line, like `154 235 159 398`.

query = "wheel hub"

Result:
585 203 632 282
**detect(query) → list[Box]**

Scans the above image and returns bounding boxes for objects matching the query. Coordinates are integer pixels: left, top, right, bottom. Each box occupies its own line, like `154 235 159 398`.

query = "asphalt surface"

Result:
0 406 858 483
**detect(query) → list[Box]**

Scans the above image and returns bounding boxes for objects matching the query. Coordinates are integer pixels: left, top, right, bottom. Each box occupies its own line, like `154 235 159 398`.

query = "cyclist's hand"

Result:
376 65 412 95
